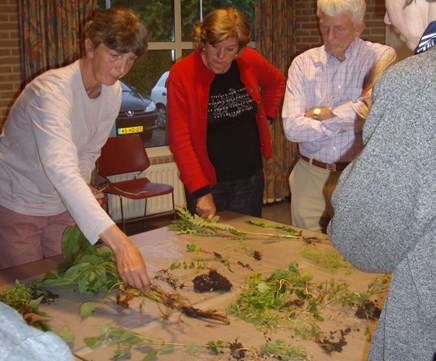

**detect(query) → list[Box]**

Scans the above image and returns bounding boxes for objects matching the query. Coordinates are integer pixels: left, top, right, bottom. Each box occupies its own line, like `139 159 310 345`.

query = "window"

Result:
97 0 255 148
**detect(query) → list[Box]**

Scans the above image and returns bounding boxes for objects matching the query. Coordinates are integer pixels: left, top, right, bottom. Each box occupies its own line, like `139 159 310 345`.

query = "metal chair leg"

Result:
171 191 176 219
142 198 148 230
119 196 126 232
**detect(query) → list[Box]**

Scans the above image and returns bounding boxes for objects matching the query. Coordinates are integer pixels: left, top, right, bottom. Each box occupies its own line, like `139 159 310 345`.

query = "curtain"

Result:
18 0 96 84
256 0 299 203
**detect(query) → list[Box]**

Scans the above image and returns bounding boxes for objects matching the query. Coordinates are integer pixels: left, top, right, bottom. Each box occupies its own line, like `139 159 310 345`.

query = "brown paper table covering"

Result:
0 211 386 361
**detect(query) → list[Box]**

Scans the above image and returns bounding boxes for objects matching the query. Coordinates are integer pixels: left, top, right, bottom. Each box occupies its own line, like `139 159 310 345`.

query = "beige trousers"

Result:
289 159 342 233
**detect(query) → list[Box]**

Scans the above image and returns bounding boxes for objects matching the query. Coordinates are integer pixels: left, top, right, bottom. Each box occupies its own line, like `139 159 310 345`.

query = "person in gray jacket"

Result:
328 0 435 360
0 302 73 361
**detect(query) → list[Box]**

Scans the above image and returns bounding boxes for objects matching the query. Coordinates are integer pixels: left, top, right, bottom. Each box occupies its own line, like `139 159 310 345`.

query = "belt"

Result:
300 155 349 172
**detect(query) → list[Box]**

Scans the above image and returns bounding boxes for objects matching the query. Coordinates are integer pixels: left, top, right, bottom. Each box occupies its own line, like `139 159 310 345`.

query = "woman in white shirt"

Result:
0 7 151 291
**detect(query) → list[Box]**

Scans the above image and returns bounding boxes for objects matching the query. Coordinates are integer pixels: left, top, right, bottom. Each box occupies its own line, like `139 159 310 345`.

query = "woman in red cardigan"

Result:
167 7 285 219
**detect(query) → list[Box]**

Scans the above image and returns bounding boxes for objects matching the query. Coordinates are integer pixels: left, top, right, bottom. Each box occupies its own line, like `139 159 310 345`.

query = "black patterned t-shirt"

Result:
206 61 261 181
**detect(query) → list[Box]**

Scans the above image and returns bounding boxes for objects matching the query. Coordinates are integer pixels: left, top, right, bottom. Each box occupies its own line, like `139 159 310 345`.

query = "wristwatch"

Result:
313 108 322 120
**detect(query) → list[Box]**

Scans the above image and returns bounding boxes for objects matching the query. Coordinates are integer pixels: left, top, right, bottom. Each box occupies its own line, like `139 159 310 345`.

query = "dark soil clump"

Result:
253 250 262 260
193 270 232 292
316 328 351 354
355 300 381 320
229 340 245 359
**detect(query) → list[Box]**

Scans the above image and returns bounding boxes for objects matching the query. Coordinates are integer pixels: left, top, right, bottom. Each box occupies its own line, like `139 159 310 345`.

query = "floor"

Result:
121 198 292 236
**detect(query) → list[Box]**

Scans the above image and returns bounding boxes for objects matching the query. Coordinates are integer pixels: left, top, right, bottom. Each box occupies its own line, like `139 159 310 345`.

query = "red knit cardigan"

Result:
167 48 285 195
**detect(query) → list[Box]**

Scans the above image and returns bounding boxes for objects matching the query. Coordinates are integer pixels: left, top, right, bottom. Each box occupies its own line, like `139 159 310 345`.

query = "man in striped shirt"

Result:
282 0 396 232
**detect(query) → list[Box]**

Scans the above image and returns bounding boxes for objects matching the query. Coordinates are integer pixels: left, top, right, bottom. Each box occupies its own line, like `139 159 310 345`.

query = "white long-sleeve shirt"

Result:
0 60 121 243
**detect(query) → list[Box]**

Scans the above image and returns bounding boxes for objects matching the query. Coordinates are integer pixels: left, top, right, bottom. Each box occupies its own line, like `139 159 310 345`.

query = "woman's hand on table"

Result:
99 225 151 291
196 193 216 219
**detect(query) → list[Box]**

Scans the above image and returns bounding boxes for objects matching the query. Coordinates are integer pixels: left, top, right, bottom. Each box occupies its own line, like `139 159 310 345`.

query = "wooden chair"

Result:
95 134 175 232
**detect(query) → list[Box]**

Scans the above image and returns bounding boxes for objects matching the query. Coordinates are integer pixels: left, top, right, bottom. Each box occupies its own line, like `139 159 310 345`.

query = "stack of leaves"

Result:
41 226 121 294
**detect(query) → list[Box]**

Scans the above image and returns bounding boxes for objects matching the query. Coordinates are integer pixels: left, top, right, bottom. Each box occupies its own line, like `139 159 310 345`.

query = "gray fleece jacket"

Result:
328 47 435 361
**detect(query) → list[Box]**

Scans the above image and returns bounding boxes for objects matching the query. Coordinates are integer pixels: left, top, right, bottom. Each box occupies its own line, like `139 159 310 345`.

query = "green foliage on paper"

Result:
206 339 224 355
170 207 307 240
80 301 97 318
300 247 354 274
228 261 389 338
261 339 309 361
85 325 187 360
245 219 302 237
0 279 57 330
170 208 245 237
228 262 324 331
41 226 121 294
59 326 75 345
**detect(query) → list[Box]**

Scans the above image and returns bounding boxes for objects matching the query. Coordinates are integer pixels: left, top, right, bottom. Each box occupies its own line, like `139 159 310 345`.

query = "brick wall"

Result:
0 0 20 128
0 1 387 129
295 0 387 56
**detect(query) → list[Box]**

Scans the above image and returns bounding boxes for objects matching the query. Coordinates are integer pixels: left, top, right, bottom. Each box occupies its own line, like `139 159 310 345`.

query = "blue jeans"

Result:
185 168 264 217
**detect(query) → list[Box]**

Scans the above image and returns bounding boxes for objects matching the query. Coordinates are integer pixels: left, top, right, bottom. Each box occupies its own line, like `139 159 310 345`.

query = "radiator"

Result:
106 162 186 222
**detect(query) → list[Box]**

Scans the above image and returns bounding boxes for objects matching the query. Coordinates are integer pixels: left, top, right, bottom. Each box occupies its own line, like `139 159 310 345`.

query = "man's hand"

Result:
196 193 216 219
305 106 335 121
99 225 151 291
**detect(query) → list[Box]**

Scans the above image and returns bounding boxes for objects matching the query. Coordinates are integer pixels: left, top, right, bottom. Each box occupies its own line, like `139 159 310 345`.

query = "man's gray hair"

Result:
317 0 366 25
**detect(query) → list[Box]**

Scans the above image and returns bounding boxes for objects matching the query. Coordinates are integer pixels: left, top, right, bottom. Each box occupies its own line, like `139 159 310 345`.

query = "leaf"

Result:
206 340 224 355
59 226 94 274
84 336 102 348
246 219 302 237
143 349 158 361
160 344 174 354
257 282 271 293
185 343 198 354
59 326 75 345
80 301 97 318
28 296 44 308
186 243 198 252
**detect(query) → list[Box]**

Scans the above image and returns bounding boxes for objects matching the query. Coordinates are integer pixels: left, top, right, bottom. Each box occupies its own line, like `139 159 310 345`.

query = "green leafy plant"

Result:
38 227 229 325
84 326 232 360
337 274 389 309
228 262 324 331
245 219 302 237
85 325 159 360
261 339 309 361
170 207 313 240
206 339 225 355
41 227 121 294
84 325 310 361
0 279 57 330
228 262 387 339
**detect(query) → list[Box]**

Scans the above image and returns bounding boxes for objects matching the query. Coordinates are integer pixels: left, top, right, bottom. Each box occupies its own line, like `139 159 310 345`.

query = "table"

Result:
0 212 387 361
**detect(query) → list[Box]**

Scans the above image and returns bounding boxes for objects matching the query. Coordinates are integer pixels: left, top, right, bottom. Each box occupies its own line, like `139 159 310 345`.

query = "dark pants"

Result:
185 168 264 217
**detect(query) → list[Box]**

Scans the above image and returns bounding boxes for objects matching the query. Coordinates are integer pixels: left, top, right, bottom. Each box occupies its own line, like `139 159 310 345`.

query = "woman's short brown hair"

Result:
84 7 148 56
192 7 251 51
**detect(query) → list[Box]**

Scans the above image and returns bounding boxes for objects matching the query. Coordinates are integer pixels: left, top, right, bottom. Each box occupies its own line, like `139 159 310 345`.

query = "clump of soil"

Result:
237 261 253 271
253 250 262 261
355 300 381 320
316 328 351 354
193 270 232 292
229 340 245 359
